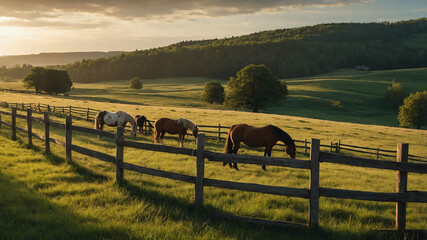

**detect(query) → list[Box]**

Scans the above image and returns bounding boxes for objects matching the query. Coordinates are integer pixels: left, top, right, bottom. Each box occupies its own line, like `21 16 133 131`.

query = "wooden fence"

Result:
0 107 426 232
1 101 426 163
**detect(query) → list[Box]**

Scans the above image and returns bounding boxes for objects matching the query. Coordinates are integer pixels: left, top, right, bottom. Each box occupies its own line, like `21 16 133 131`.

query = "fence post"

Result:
116 126 124 184
27 109 32 148
304 139 308 153
11 107 16 141
0 111 2 130
37 103 40 112
377 147 380 160
330 142 333 152
65 116 72 162
195 134 205 207
69 105 72 115
44 112 50 154
218 124 221 140
396 143 408 231
337 140 341 153
86 108 89 120
309 138 320 228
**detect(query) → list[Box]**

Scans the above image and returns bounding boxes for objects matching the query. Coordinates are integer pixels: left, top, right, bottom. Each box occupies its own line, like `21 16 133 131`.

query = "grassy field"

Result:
0 68 426 239
1 67 426 127
0 104 426 239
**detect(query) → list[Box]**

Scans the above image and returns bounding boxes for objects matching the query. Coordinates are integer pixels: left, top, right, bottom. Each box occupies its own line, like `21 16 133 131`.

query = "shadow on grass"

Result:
120 180 380 240
0 172 130 239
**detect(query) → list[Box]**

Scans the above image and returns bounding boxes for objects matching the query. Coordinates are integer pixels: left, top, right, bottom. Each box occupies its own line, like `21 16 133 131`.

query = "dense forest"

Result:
1 18 427 83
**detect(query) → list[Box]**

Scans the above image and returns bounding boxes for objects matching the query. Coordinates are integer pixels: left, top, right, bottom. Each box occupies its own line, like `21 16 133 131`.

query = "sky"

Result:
0 0 426 56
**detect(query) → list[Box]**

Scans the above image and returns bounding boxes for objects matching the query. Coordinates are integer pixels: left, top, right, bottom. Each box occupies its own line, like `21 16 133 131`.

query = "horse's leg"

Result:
179 133 184 147
97 122 104 140
262 147 272 171
232 144 240 170
160 131 166 144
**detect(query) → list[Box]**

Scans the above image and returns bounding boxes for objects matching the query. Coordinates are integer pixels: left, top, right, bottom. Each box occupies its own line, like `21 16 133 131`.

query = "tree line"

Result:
1 19 426 82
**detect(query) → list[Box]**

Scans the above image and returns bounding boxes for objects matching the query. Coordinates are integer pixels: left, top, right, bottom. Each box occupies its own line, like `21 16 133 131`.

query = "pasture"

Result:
0 105 426 239
0 67 426 239
1 67 426 127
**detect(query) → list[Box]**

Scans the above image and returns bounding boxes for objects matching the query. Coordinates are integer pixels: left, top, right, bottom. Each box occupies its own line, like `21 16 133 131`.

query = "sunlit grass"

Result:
0 107 426 239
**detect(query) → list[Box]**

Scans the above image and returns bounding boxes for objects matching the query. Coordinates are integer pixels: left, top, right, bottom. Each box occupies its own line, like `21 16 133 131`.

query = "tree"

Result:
201 81 225 104
129 77 143 89
385 79 406 108
23 67 72 94
225 64 286 112
398 91 427 129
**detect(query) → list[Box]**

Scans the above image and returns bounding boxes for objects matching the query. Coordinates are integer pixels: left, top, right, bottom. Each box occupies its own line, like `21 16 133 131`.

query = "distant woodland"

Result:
1 18 426 83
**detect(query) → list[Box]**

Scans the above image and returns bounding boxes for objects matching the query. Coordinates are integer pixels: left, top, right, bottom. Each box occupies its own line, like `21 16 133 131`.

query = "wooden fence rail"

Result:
0 107 426 232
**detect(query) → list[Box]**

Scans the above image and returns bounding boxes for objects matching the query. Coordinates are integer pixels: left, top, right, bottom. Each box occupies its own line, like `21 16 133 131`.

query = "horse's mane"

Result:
177 118 197 131
268 125 295 148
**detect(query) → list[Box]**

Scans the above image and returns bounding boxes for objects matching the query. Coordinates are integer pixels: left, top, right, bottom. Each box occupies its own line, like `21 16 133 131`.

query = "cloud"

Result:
0 0 372 27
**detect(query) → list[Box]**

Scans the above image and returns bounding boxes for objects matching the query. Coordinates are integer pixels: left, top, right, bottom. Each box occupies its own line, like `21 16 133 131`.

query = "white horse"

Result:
95 110 137 138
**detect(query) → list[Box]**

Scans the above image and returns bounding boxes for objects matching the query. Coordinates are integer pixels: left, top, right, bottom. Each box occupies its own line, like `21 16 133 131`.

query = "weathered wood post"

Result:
116 126 124 184
337 140 341 153
37 103 40 112
330 142 333 152
11 107 16 141
309 138 320 228
86 108 89 120
27 109 32 147
195 134 205 207
69 105 72 115
376 147 380 160
396 143 408 231
65 116 72 162
21 103 24 110
304 139 308 153
218 124 221 140
0 111 2 130
47 104 50 112
44 112 50 154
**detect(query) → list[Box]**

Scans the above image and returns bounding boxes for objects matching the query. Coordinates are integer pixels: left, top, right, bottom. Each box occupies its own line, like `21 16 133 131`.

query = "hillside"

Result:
0 51 122 68
0 19 426 83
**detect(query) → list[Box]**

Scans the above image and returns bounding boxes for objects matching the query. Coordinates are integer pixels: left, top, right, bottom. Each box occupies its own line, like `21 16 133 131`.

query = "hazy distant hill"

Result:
0 52 122 68
1 18 426 82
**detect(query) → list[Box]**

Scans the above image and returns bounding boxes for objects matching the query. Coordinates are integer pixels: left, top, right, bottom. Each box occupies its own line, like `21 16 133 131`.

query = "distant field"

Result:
2 67 426 127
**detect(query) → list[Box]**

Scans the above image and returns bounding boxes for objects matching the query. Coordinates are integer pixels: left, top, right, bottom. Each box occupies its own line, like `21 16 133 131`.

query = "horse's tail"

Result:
94 112 100 129
224 124 237 153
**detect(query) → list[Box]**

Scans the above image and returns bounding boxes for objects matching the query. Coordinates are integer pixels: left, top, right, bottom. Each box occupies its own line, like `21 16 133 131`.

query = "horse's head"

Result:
192 125 199 139
286 140 296 158
131 124 137 137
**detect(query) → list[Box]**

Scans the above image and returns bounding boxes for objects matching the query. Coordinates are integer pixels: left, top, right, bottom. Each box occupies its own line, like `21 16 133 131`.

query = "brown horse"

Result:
153 118 198 147
224 124 296 170
135 115 153 134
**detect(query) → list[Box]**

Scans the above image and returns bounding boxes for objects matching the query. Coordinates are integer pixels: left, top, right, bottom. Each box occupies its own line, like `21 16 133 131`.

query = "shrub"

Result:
201 81 225 104
385 79 406 108
129 77 143 89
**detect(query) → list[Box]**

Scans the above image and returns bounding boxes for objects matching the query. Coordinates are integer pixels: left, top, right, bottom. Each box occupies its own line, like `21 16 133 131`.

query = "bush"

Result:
398 91 427 129
23 67 72 94
385 79 406 108
129 77 143 89
201 81 225 104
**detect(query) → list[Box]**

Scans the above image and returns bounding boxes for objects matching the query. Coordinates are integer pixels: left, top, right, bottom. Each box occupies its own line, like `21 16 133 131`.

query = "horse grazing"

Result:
135 115 153 134
224 124 296 171
94 111 137 138
153 118 198 147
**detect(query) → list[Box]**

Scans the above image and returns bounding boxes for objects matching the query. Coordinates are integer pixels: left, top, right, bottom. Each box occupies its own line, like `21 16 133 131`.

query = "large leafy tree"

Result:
398 91 427 129
225 64 287 112
23 67 72 94
201 81 225 104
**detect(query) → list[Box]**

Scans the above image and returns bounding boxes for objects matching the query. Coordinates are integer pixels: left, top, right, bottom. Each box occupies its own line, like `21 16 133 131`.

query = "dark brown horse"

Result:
135 115 153 134
153 118 198 147
224 124 296 170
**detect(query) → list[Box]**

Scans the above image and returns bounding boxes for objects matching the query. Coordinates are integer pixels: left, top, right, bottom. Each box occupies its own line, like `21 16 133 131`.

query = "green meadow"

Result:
0 68 426 239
